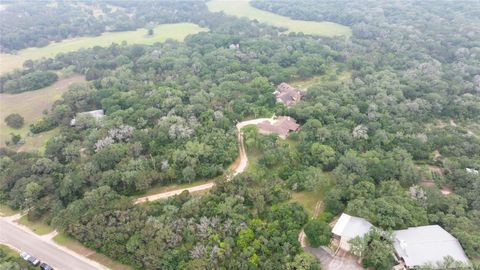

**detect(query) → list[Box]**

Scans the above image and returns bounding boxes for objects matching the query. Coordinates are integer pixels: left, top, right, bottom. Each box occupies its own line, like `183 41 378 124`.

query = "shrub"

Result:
4 113 24 129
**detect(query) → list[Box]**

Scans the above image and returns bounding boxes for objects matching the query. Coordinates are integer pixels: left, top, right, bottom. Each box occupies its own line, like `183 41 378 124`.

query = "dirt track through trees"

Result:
134 118 276 204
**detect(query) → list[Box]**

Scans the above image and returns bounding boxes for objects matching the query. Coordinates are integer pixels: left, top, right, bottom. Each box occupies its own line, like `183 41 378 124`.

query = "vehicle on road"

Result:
27 255 40 266
20 251 30 261
40 262 55 270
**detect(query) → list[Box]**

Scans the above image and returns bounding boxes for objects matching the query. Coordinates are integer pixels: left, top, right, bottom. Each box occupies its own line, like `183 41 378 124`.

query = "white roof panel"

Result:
332 213 373 239
394 225 469 267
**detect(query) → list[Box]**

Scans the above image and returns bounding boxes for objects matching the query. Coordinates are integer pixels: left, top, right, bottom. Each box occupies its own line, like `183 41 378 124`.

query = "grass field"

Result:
0 244 18 256
291 190 324 216
0 75 85 151
17 215 55 235
207 0 351 38
53 234 132 270
0 204 18 217
0 23 208 74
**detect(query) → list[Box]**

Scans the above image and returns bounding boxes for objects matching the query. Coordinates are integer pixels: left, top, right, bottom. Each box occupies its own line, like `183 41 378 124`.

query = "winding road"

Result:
134 118 276 204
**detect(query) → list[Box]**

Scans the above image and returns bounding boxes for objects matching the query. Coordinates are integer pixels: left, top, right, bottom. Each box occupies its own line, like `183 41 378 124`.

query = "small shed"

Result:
70 109 105 126
466 168 479 175
331 213 373 251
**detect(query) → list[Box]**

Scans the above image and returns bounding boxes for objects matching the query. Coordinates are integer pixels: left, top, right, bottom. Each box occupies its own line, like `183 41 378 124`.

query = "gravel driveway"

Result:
305 246 364 270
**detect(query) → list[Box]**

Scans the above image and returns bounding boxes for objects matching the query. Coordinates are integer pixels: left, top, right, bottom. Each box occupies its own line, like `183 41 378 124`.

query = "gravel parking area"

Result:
305 246 364 270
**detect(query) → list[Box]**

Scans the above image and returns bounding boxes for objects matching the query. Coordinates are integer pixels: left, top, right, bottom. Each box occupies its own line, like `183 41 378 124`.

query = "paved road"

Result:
134 118 274 203
0 216 104 270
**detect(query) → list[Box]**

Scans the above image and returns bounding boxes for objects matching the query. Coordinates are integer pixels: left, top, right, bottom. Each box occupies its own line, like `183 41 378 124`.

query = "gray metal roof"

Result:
70 109 105 126
394 225 469 267
332 213 373 240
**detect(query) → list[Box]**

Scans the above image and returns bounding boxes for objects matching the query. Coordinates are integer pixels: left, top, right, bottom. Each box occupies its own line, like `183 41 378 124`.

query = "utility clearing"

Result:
207 0 351 38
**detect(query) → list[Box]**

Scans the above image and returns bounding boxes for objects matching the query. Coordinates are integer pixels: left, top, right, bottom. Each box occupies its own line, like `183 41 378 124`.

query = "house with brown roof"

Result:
256 116 300 139
274 83 304 106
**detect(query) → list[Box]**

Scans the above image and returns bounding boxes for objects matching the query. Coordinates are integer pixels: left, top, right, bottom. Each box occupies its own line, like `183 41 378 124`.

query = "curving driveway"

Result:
134 118 276 204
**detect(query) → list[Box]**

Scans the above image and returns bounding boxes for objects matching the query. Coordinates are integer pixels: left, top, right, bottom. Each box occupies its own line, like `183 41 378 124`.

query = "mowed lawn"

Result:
207 0 351 38
0 75 85 151
0 23 208 74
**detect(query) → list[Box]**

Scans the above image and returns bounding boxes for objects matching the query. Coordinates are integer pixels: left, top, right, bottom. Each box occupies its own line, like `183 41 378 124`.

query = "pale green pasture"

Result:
0 23 208 74
207 0 351 38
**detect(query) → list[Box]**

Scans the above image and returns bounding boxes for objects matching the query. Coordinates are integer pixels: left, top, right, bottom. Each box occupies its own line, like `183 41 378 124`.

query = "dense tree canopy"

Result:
0 0 479 269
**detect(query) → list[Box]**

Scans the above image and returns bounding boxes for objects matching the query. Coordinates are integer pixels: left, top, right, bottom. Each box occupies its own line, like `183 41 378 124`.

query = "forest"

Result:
0 0 479 269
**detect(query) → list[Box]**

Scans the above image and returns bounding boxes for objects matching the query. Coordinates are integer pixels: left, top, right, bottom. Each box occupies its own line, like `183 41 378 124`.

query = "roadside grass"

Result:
207 0 351 38
16 215 54 235
0 75 85 150
244 148 263 173
0 204 18 217
0 244 18 256
53 233 133 270
0 23 208 74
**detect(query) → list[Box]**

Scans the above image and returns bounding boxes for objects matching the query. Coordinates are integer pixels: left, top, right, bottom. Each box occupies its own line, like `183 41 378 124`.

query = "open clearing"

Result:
53 233 132 270
290 69 351 89
0 75 85 151
207 0 351 38
16 215 55 235
0 23 208 74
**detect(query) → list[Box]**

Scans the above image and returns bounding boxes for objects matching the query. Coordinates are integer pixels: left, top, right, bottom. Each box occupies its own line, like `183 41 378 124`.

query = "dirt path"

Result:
134 118 276 204
134 182 215 204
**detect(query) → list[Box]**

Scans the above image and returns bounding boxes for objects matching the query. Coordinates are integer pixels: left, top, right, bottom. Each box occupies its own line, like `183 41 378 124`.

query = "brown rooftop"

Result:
274 83 304 106
257 116 300 139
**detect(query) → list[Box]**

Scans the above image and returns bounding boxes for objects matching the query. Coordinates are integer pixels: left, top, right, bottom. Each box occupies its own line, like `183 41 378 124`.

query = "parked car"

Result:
27 255 40 266
20 251 30 261
40 262 54 270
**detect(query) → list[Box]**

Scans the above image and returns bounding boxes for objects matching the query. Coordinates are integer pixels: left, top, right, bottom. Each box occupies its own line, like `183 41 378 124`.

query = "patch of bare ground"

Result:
427 165 444 175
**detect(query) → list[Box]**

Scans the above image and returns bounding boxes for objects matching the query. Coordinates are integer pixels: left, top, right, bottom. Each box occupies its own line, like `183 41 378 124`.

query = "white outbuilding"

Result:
331 213 373 252
393 225 469 269
70 109 105 126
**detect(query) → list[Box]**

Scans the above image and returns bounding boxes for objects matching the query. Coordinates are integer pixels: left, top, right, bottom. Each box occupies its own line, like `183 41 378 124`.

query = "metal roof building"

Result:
331 213 373 251
70 109 105 126
393 225 470 268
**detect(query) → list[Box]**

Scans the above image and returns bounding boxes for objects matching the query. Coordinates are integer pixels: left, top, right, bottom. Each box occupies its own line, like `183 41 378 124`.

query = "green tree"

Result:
304 219 331 247
361 229 395 270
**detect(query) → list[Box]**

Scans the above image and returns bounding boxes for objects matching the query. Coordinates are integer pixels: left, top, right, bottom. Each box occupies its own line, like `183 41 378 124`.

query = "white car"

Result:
20 251 30 261
27 256 41 266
